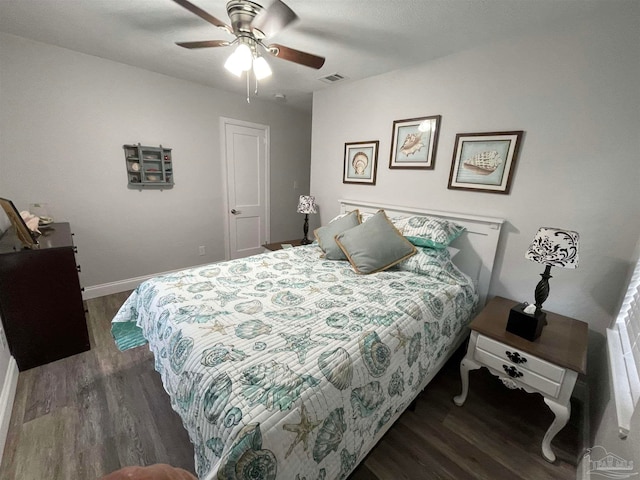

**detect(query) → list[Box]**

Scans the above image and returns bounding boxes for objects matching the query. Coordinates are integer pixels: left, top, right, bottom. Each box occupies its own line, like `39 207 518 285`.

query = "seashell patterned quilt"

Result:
111 244 477 480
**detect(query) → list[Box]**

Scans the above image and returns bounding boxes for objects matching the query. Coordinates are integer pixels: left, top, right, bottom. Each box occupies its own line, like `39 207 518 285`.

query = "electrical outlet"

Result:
198 245 206 256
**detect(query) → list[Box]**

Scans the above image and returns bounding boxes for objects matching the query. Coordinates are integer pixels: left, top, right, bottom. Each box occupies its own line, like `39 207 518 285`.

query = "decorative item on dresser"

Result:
296 195 317 245
454 296 588 463
0 197 39 249
0 222 90 370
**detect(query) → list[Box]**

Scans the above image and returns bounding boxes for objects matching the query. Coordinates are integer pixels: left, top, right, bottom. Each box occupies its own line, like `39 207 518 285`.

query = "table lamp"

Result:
297 195 317 245
507 227 579 341
525 227 580 315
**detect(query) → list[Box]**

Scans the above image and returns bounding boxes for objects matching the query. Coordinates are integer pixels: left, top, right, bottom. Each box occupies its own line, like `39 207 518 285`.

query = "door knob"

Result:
231 209 242 215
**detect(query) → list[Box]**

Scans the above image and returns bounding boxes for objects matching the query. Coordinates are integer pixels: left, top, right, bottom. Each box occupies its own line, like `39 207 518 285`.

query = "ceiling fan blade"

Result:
252 0 298 38
266 43 325 69
176 40 231 49
172 0 232 34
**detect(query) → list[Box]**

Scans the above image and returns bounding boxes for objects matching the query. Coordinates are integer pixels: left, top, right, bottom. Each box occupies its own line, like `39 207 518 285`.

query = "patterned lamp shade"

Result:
296 195 317 214
525 227 580 269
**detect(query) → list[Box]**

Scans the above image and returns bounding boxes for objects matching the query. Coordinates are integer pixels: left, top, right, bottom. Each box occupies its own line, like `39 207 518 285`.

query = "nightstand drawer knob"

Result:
506 351 527 364
503 365 523 378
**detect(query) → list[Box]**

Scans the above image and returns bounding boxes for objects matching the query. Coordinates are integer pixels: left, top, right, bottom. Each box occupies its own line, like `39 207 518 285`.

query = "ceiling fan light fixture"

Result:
253 56 272 80
224 43 253 76
234 43 253 71
224 53 244 77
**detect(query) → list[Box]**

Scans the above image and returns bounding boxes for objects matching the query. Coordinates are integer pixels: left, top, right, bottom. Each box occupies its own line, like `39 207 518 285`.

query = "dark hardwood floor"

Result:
0 292 581 479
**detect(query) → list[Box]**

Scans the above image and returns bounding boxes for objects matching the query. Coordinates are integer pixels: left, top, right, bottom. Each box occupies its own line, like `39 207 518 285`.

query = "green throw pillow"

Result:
335 210 417 274
314 209 361 260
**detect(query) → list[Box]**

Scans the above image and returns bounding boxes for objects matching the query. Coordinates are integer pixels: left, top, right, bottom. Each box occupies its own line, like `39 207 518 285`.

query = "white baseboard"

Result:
82 262 218 300
0 357 18 467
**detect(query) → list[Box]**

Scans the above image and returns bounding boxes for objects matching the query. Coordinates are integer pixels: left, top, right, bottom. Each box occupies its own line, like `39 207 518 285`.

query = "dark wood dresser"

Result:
0 222 90 370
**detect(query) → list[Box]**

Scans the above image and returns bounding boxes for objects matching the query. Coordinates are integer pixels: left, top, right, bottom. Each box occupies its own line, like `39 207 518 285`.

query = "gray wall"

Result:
310 0 639 467
0 33 312 288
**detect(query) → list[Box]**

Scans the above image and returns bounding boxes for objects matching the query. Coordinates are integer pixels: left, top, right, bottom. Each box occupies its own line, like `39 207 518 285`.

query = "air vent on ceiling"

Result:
318 73 346 84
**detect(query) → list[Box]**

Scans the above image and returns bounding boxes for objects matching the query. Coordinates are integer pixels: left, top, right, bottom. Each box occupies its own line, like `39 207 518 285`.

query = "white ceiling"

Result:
0 0 596 112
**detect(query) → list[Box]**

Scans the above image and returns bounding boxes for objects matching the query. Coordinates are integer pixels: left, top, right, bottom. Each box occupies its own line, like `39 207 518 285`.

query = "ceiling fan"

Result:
173 0 326 82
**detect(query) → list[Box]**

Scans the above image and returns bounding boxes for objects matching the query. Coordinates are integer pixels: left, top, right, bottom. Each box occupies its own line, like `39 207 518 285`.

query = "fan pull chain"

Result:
246 71 250 104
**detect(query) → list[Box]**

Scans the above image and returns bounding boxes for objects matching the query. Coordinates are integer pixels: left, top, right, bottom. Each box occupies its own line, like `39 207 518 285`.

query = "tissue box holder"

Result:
506 303 546 341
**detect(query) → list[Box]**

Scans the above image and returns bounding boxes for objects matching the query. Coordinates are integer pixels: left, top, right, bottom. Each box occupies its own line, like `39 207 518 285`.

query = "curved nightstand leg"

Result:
453 357 481 406
541 398 571 463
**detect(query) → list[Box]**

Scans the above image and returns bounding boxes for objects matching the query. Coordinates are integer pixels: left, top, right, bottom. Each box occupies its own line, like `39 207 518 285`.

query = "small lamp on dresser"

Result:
507 227 580 341
296 195 317 245
525 227 580 317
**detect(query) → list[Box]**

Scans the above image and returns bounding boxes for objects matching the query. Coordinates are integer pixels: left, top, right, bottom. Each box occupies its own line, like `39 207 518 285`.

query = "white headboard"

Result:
339 199 504 308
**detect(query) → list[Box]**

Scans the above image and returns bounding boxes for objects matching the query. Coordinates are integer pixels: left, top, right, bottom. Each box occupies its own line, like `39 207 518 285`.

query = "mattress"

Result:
112 244 477 479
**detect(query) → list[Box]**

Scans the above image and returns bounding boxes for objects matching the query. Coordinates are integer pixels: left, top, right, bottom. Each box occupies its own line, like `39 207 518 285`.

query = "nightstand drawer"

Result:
476 335 565 383
474 348 562 398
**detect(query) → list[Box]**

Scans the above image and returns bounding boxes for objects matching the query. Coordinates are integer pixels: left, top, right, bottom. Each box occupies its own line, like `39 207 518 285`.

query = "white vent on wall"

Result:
318 73 346 84
607 254 640 438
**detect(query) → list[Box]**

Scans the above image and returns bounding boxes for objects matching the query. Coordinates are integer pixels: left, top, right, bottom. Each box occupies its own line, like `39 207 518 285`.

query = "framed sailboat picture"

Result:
448 131 524 194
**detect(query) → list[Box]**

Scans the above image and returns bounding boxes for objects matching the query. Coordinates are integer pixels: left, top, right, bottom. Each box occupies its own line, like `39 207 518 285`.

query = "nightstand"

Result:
453 296 588 463
263 239 304 251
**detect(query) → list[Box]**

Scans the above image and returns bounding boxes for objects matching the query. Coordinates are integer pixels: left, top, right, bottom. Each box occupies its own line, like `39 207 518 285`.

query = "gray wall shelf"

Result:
124 143 173 189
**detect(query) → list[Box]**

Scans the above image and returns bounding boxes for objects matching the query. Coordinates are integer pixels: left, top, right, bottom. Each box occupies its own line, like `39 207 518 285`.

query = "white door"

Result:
222 118 269 259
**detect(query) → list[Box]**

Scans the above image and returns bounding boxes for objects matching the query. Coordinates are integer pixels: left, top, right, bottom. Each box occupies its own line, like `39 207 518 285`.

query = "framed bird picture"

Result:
389 115 441 169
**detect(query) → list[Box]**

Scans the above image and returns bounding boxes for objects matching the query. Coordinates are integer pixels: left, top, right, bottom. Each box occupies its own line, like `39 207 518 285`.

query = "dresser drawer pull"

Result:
506 351 527 364
503 365 523 378
73 246 78 254
76 265 82 273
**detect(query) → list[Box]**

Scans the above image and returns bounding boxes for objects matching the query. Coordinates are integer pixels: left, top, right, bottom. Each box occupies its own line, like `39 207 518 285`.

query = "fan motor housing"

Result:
226 0 265 38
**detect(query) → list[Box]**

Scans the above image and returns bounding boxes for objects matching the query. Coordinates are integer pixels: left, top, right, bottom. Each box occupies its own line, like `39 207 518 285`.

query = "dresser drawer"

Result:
474 348 562 398
476 335 565 383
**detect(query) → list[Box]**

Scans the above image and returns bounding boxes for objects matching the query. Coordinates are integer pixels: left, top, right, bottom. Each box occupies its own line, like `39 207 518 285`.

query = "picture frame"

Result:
389 115 441 169
0 197 39 248
343 140 379 185
447 131 524 194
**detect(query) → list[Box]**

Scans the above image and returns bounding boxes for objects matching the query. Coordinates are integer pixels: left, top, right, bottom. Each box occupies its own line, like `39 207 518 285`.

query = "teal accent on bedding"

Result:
111 244 477 480
111 317 146 350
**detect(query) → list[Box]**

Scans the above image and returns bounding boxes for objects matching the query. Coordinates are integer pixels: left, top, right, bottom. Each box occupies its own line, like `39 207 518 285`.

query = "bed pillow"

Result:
395 246 452 275
359 211 375 223
314 209 361 260
335 210 416 274
395 246 471 285
393 215 465 249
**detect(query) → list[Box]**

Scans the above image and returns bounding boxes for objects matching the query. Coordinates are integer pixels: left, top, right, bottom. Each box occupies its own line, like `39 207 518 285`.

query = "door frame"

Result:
219 117 270 260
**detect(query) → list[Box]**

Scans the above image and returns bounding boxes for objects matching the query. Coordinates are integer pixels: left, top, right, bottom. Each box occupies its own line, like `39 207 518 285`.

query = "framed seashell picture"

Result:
448 130 524 194
343 140 379 185
389 115 441 169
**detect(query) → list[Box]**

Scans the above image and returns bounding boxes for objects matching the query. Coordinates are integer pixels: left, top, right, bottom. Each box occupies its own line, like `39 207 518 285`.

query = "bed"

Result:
111 199 504 480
